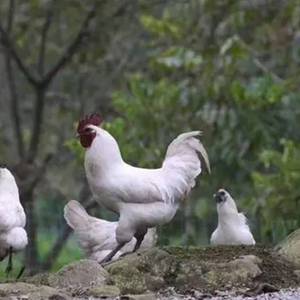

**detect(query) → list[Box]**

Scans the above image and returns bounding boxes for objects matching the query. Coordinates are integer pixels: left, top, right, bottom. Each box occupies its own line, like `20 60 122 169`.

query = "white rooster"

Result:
0 167 28 275
210 189 255 245
77 114 210 263
64 200 157 262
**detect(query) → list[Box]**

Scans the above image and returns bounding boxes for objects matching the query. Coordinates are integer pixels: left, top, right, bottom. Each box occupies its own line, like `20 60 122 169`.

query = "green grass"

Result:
0 232 84 280
38 233 83 271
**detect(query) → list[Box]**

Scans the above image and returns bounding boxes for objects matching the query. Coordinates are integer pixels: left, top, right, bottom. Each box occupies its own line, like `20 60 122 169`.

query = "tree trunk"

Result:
22 190 40 274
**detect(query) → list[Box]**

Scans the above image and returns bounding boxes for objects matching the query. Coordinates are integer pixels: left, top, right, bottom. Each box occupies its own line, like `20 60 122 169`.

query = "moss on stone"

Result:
88 284 121 297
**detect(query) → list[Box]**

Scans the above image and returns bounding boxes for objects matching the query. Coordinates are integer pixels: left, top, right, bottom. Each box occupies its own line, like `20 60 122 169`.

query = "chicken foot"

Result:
119 229 148 258
100 242 126 264
5 247 13 277
16 265 26 280
133 229 147 252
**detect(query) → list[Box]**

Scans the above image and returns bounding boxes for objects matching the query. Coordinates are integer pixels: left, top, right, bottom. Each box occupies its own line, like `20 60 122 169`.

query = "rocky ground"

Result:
0 229 299 299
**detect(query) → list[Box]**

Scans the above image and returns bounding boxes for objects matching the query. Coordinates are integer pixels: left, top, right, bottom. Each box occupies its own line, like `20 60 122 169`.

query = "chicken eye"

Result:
219 191 225 196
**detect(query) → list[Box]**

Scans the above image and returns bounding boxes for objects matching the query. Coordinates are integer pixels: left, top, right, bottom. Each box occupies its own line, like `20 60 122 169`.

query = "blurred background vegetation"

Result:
0 0 300 275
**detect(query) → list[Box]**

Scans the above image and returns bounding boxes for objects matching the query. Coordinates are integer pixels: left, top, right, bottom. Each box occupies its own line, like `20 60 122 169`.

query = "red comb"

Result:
77 113 102 133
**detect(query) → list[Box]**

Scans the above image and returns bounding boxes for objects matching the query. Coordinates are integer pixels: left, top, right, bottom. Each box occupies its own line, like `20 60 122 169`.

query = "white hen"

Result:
210 189 255 245
0 167 28 274
77 114 210 263
64 200 157 262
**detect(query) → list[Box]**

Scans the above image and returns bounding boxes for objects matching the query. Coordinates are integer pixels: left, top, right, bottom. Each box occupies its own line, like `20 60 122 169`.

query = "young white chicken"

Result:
210 189 255 245
77 114 210 263
0 167 28 275
64 200 157 262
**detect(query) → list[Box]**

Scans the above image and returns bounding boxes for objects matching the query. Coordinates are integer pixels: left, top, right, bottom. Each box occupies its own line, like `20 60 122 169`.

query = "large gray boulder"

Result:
47 259 109 290
105 248 178 294
276 228 300 267
25 259 114 298
103 246 291 295
177 254 262 290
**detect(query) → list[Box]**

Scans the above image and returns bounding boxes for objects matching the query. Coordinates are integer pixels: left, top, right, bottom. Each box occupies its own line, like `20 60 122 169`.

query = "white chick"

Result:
0 167 28 275
64 200 157 262
210 189 255 245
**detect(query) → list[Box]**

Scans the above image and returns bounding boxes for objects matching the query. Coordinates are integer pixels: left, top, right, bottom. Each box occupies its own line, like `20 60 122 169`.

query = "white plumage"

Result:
81 123 210 262
210 189 255 245
0 168 27 261
64 200 157 262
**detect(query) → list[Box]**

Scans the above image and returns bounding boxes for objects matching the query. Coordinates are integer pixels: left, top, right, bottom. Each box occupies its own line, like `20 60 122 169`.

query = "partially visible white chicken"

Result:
64 200 157 262
0 167 28 275
210 189 255 245
76 114 210 263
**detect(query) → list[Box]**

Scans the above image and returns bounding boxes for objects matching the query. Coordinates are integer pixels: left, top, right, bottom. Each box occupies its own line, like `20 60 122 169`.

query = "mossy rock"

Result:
0 282 70 300
276 228 300 267
105 248 178 294
88 284 121 298
23 272 51 286
124 293 157 300
48 259 109 291
104 246 300 294
16 245 300 298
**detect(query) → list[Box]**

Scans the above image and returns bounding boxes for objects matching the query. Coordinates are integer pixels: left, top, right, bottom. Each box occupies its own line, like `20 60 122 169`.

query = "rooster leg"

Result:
5 247 13 277
16 265 26 280
100 242 126 265
133 229 147 252
119 230 147 258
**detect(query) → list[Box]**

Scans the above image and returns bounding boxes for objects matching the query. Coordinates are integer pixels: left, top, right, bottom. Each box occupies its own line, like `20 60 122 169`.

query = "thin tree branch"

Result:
27 87 46 162
23 190 39 275
38 4 54 76
28 154 53 191
15 154 53 195
26 4 54 161
0 22 38 86
111 0 133 18
27 4 96 161
40 225 72 271
4 0 25 158
42 4 97 87
6 0 14 32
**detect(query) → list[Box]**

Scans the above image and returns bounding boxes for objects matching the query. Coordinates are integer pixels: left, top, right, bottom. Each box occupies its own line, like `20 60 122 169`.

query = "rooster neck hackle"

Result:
84 128 124 177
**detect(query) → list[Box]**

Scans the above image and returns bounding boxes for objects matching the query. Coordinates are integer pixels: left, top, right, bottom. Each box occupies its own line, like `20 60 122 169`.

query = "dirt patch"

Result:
164 245 299 290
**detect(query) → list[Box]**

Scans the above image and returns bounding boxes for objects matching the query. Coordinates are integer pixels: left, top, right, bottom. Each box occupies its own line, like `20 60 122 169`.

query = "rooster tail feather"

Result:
64 200 89 229
197 140 211 174
162 131 210 203
164 131 210 174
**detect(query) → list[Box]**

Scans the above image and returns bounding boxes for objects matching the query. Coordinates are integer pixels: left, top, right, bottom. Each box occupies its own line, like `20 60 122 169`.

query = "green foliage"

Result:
231 76 285 108
252 140 300 241
65 138 84 165
140 14 182 39
152 47 203 71
108 75 197 168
